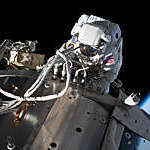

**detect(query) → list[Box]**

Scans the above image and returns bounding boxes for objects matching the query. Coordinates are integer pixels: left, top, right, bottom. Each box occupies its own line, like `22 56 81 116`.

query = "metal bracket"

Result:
112 105 150 141
101 118 124 150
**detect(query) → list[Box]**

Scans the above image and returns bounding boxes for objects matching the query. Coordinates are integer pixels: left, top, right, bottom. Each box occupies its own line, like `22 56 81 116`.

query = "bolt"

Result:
7 136 15 150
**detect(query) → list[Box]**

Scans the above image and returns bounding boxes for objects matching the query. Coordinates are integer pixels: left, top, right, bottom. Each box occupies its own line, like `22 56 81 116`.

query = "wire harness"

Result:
0 50 71 114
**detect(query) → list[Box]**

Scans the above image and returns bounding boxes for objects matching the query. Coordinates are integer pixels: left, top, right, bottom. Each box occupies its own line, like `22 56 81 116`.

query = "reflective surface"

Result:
0 73 56 149
119 113 150 150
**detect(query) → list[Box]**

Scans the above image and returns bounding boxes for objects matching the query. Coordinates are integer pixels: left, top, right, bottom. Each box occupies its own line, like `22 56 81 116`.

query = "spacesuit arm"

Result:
95 71 116 94
101 37 123 82
97 44 123 94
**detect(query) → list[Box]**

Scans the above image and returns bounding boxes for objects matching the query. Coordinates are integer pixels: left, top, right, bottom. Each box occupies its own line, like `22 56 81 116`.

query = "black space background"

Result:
0 2 149 100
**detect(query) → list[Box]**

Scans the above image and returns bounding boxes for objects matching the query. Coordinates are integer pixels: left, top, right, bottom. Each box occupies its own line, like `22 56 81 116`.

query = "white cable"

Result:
24 55 58 97
25 55 58 97
0 100 22 114
24 67 50 97
68 60 73 68
25 51 71 101
0 88 24 101
0 50 71 113
0 75 20 77
74 67 89 78
61 63 66 80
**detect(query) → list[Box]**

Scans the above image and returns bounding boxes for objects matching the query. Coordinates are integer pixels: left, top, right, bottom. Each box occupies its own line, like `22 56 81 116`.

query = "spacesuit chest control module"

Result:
58 14 123 94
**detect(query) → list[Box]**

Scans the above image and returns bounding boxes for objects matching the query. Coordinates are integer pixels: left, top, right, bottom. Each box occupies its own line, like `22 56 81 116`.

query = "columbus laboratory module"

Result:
0 14 150 150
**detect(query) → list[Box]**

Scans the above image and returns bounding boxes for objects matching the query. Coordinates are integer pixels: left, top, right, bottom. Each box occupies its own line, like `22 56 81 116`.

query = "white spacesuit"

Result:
58 14 123 94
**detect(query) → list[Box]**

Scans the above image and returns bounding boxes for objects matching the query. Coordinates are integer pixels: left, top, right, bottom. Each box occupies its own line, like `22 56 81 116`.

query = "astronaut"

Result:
0 15 123 115
55 14 123 94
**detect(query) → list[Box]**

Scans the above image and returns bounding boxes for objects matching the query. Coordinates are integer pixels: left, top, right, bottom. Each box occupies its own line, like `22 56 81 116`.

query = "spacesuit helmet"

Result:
78 23 111 56
71 14 122 57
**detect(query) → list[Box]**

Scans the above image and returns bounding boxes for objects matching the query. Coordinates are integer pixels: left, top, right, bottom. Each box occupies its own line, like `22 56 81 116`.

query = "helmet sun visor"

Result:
78 24 110 47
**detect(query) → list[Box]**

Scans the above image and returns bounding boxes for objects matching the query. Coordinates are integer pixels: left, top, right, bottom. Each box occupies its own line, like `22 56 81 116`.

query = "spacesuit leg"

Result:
97 71 118 95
